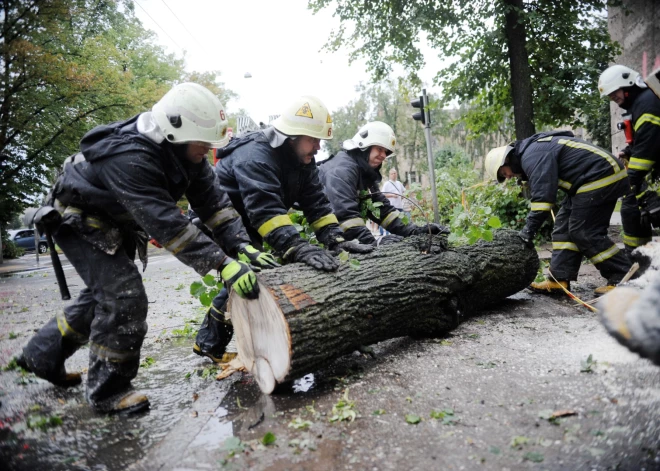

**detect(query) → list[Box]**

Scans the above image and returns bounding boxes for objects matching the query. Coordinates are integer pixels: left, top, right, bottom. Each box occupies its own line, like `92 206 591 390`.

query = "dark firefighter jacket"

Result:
318 150 418 245
626 88 660 194
214 128 343 252
51 114 250 276
515 131 629 238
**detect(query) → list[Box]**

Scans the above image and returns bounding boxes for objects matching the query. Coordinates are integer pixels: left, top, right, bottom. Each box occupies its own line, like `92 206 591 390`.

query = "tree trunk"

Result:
229 230 539 394
503 0 536 139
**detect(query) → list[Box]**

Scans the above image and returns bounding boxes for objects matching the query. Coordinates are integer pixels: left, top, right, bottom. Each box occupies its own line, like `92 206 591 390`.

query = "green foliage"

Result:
139 356 155 368
221 436 246 457
170 323 197 338
261 432 277 446
0 0 235 233
358 190 384 220
429 408 457 425
190 275 223 307
289 417 313 430
581 354 597 373
27 414 63 431
288 211 321 246
310 0 617 140
2 234 24 260
329 389 358 423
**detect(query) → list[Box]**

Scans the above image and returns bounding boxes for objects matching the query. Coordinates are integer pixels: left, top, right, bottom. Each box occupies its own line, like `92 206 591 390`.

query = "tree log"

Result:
228 229 539 394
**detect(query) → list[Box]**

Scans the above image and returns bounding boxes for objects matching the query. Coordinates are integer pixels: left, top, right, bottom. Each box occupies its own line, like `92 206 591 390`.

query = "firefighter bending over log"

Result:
192 96 374 364
485 131 633 296
15 83 273 414
318 121 450 246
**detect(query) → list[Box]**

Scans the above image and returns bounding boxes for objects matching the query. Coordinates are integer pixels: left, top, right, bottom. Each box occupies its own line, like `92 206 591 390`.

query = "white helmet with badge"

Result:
152 82 229 148
598 65 645 98
343 121 397 155
271 96 333 140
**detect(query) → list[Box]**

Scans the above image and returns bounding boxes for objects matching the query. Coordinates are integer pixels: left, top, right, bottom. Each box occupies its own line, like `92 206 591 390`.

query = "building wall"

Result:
608 0 660 155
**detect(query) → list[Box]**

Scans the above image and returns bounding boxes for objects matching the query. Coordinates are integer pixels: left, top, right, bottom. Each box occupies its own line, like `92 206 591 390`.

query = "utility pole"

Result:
411 89 439 223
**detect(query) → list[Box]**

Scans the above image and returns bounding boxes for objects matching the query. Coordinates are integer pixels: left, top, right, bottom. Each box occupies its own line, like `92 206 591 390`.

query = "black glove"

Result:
378 234 405 246
639 191 660 228
413 223 451 236
517 228 535 248
283 243 339 272
327 237 375 255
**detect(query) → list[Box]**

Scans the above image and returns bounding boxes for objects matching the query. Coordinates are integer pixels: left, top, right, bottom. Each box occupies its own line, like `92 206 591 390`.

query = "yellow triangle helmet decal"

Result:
295 103 314 118
326 114 332 123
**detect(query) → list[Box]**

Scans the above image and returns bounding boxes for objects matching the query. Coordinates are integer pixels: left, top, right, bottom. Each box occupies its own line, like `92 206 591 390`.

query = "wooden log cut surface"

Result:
229 229 539 393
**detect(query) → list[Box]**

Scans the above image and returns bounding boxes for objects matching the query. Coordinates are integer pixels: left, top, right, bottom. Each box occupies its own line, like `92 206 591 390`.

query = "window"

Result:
406 171 418 184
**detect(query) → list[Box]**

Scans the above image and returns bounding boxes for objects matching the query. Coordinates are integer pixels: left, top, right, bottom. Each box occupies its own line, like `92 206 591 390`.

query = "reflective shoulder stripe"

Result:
381 210 401 228
552 241 579 251
63 206 83 215
536 136 553 142
576 170 628 193
634 113 660 132
339 217 366 231
309 214 339 232
530 202 553 211
628 157 654 172
90 342 140 363
589 244 620 265
257 214 294 237
557 138 619 171
558 179 572 190
623 233 652 247
204 207 240 229
636 190 647 200
163 224 200 255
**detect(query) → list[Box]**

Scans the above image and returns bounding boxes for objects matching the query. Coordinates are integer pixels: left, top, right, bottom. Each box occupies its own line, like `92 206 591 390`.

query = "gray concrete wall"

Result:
608 0 660 155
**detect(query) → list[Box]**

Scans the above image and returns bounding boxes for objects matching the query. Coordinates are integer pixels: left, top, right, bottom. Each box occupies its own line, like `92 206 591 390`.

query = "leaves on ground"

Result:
430 408 457 425
139 357 155 368
523 451 544 462
372 409 386 416
261 432 276 446
329 388 358 423
289 417 313 430
510 435 530 448
405 414 421 424
27 415 63 431
581 354 597 373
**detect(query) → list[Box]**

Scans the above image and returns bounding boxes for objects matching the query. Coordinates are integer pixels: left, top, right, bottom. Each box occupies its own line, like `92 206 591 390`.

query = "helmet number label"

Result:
327 127 332 137
219 110 226 121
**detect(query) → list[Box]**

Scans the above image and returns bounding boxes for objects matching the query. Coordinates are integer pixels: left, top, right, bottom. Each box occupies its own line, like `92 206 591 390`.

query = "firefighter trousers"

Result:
620 192 653 252
193 288 233 358
549 197 631 284
21 224 148 410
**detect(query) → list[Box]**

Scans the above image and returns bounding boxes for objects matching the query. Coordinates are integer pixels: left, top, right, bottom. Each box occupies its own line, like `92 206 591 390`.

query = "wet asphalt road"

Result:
0 250 659 471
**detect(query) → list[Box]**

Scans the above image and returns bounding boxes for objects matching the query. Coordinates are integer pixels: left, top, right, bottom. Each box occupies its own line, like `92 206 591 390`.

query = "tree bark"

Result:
229 230 539 394
503 0 536 139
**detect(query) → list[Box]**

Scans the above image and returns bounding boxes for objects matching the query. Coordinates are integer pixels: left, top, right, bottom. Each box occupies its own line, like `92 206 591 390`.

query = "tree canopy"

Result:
0 0 233 230
309 0 617 144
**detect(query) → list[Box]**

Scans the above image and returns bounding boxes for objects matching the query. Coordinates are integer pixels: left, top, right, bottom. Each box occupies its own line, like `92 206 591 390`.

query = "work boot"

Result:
14 355 82 388
193 304 236 363
529 279 569 294
93 391 150 415
594 285 617 296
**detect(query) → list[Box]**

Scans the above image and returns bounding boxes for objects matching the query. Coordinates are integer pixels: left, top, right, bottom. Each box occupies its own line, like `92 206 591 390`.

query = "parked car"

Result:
8 229 48 254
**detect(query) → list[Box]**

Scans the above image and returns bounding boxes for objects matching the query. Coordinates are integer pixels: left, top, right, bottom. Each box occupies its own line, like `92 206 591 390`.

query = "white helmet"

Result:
645 66 660 100
484 145 514 182
271 96 333 140
152 82 229 148
343 121 397 155
598 65 644 97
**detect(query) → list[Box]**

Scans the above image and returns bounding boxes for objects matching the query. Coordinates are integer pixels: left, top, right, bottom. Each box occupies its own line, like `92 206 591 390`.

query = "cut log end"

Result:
229 282 292 393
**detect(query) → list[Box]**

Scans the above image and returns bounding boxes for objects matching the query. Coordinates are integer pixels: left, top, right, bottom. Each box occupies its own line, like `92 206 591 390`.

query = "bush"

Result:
1 234 24 259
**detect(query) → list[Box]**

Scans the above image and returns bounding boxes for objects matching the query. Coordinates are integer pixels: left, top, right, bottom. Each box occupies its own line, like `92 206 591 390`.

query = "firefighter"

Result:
16 83 272 414
318 121 449 246
485 131 632 296
599 66 660 367
193 96 374 363
598 65 660 253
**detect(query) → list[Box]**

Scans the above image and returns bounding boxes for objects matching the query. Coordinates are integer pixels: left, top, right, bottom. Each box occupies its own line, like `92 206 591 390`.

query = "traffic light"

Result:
411 95 430 126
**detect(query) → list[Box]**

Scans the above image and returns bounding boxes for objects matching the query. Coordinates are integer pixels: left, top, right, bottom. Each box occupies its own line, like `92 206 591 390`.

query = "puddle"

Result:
0 339 223 470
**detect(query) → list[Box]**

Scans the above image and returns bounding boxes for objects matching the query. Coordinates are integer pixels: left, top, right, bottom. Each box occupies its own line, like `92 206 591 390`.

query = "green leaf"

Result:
190 281 205 297
487 216 501 228
405 414 421 424
349 259 360 269
510 436 530 448
261 431 276 446
523 451 544 463
222 436 245 453
199 292 212 307
338 251 349 262
202 274 216 286
372 409 386 416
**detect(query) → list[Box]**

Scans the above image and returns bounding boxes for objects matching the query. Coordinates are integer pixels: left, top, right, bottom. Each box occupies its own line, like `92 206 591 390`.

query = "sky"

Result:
132 0 445 126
